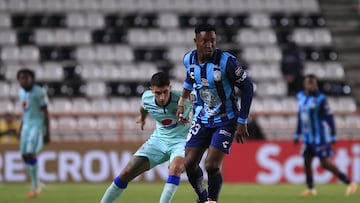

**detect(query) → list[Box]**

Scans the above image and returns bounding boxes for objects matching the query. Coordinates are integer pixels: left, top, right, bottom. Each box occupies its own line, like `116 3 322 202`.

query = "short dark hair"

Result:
17 68 35 80
195 23 216 35
150 72 170 87
305 74 317 81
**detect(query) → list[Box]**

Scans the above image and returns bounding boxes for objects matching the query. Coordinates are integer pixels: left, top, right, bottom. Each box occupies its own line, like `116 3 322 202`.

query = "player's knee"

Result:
22 154 35 162
206 166 220 176
205 161 220 175
184 159 197 171
119 168 133 181
169 164 185 176
205 159 221 172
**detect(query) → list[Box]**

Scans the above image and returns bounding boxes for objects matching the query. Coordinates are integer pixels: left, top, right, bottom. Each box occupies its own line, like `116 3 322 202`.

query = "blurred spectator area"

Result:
0 0 358 142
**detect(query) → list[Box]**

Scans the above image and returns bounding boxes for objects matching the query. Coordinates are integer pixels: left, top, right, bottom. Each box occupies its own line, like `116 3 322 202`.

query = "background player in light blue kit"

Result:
100 72 192 203
176 23 254 203
294 74 358 196
17 68 50 198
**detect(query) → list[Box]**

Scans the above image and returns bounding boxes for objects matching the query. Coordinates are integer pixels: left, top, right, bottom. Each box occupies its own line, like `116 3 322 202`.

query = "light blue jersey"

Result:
135 89 192 168
19 84 48 154
19 84 48 126
141 89 192 140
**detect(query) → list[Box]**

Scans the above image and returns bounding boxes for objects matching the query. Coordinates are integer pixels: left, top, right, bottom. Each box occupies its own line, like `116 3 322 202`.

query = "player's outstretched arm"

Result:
136 106 148 131
177 88 191 124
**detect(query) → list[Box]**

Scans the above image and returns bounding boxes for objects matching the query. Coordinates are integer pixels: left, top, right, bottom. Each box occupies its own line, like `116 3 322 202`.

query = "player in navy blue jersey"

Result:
176 23 254 203
294 74 358 196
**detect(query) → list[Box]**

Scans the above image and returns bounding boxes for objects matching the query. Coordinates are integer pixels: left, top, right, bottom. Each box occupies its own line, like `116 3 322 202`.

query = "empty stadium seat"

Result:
50 98 73 113
85 81 107 98
97 116 119 130
0 30 17 45
1 46 20 61
0 82 10 98
19 46 40 61
77 116 98 129
72 98 92 113
90 98 111 112
0 99 14 113
0 13 11 27
42 62 64 81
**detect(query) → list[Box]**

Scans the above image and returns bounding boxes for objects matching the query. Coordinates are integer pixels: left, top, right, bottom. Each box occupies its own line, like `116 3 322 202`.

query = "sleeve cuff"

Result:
237 117 248 124
183 82 193 91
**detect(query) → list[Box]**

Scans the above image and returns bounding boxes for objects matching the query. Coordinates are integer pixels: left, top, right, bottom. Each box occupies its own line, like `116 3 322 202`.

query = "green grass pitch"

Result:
0 182 359 203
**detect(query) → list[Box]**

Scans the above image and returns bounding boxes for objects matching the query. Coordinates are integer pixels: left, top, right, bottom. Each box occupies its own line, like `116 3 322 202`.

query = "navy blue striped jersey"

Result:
294 91 336 145
182 49 253 126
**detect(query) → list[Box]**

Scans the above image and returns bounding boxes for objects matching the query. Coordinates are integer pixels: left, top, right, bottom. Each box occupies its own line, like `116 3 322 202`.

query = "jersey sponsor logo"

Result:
161 119 173 126
199 88 221 107
214 70 221 82
219 129 232 137
236 70 247 83
161 119 178 128
222 141 229 149
205 107 219 116
235 66 242 76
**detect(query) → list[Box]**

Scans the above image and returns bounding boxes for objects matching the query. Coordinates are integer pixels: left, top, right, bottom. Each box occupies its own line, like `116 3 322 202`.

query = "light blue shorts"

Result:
134 136 186 169
20 125 44 155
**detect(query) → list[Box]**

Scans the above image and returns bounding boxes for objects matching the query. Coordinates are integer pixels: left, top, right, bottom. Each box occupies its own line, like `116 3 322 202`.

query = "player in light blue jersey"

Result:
294 74 358 196
100 72 192 203
17 68 50 198
176 23 254 203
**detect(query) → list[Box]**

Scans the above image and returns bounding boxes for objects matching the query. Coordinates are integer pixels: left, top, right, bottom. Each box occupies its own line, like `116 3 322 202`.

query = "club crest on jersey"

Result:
190 71 195 79
214 70 221 82
22 101 30 112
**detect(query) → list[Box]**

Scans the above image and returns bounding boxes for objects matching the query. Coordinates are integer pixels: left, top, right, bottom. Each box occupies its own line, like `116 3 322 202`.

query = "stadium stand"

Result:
0 0 358 141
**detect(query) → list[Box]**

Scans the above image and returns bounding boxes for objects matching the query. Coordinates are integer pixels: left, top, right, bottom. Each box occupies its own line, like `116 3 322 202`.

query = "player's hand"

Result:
293 138 299 145
136 116 146 130
235 123 249 144
176 106 189 124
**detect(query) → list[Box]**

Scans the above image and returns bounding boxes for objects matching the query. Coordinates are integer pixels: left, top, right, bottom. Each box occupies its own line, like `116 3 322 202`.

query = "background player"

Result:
100 72 192 203
294 74 358 196
176 23 254 203
17 68 50 198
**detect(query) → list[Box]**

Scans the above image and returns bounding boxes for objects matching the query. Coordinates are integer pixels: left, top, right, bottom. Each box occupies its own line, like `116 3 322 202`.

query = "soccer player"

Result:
294 74 358 196
100 72 192 203
176 23 254 203
17 68 50 198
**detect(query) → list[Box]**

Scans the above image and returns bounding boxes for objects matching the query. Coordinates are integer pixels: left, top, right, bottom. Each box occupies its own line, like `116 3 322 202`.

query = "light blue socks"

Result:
159 175 180 203
100 177 128 203
25 158 39 189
